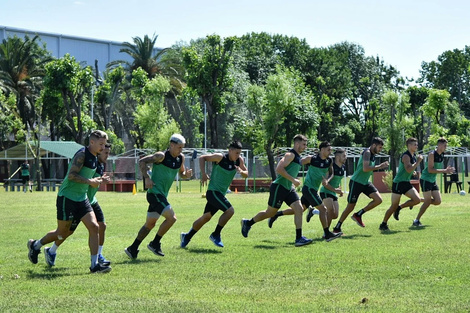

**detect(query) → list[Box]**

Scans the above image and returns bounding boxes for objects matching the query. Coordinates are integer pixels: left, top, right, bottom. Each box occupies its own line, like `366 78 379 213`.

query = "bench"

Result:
230 179 272 192
444 173 462 193
98 180 136 192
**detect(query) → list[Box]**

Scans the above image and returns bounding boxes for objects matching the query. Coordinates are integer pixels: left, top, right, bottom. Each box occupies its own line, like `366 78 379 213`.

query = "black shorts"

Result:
56 196 93 222
392 181 414 195
420 179 439 192
147 192 170 215
21 175 30 184
347 180 378 204
69 201 105 232
301 186 322 207
268 183 300 209
320 192 338 202
204 190 232 215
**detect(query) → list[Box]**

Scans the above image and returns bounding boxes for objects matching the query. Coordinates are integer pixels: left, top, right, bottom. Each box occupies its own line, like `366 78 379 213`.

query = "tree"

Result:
245 66 317 179
420 46 470 115
182 35 237 148
0 35 52 133
130 68 180 149
43 54 94 144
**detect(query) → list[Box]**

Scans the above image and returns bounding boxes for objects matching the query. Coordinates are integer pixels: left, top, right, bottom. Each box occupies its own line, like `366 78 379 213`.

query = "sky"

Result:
1 0 469 80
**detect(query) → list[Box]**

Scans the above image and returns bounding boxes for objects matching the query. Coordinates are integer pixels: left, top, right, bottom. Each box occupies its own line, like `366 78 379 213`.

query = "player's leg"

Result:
148 207 176 257
380 193 401 230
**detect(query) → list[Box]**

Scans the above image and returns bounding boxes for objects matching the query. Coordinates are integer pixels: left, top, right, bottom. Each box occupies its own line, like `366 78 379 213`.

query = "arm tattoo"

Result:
67 152 90 184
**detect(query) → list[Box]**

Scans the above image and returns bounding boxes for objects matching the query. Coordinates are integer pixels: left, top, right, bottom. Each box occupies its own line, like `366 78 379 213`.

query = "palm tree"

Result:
0 35 52 132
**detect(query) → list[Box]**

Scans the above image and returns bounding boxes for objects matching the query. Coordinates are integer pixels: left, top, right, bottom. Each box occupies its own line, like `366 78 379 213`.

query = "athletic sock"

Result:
296 228 302 240
186 228 197 240
335 221 343 229
130 239 142 251
152 234 162 245
323 227 330 236
49 242 58 254
98 245 103 255
33 240 43 251
213 224 223 236
276 211 284 217
91 255 98 268
247 218 255 227
357 209 365 217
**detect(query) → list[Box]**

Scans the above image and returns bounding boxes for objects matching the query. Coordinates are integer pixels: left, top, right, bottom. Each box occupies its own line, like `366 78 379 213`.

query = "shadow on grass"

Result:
378 230 401 235
409 225 430 231
186 248 223 254
114 258 163 265
25 267 76 279
339 233 373 239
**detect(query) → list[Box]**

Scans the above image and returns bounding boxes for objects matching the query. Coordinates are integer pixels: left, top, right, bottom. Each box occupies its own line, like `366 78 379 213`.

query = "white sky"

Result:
1 0 469 79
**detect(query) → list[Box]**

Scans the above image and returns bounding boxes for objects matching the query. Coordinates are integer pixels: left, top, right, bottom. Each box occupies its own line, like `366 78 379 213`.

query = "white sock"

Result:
91 255 98 268
98 245 103 256
33 240 43 250
49 242 59 254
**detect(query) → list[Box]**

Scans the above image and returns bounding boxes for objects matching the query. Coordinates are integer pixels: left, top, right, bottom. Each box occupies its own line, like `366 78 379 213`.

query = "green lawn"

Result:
0 181 469 312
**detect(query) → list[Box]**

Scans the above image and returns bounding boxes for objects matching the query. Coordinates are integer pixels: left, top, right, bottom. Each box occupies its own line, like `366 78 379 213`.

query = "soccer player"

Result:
319 148 347 228
333 137 389 234
412 138 454 227
180 141 248 248
379 137 423 231
267 141 341 241
27 130 111 273
44 143 113 267
20 160 32 193
241 134 313 247
125 134 192 259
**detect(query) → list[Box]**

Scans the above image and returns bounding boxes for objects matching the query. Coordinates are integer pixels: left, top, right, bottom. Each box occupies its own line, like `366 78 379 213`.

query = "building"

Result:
1 25 141 75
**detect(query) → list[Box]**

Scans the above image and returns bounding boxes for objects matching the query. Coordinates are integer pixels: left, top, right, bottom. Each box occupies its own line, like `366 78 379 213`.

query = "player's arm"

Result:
427 152 454 174
236 157 249 178
277 152 300 186
179 155 193 179
199 153 223 184
322 163 337 191
362 150 389 172
139 152 164 189
68 151 102 188
402 153 422 173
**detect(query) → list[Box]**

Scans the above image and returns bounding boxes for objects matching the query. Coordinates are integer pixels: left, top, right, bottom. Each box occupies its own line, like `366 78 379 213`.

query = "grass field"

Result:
0 181 469 312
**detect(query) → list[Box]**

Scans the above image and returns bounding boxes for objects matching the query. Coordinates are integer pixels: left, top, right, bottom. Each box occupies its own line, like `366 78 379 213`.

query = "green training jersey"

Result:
273 149 301 190
304 154 332 191
208 153 240 195
21 163 30 176
59 147 97 202
420 150 444 183
320 162 346 196
87 162 105 205
148 150 182 197
350 148 376 185
393 150 416 183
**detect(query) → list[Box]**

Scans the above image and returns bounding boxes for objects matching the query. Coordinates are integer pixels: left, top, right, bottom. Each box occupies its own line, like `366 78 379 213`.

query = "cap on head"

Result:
170 134 186 145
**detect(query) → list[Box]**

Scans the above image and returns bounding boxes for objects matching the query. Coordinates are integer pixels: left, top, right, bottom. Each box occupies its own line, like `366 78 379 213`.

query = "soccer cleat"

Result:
44 247 56 267
393 206 402 221
295 236 313 247
351 213 365 227
209 233 224 248
379 223 390 231
180 232 190 248
306 208 314 223
27 239 41 264
147 241 164 257
268 215 278 228
241 219 251 238
124 247 139 260
412 220 423 227
98 254 111 266
90 263 112 273
324 232 342 242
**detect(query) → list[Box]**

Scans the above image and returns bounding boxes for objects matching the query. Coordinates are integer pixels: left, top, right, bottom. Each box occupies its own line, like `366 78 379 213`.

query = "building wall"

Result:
0 25 155 75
